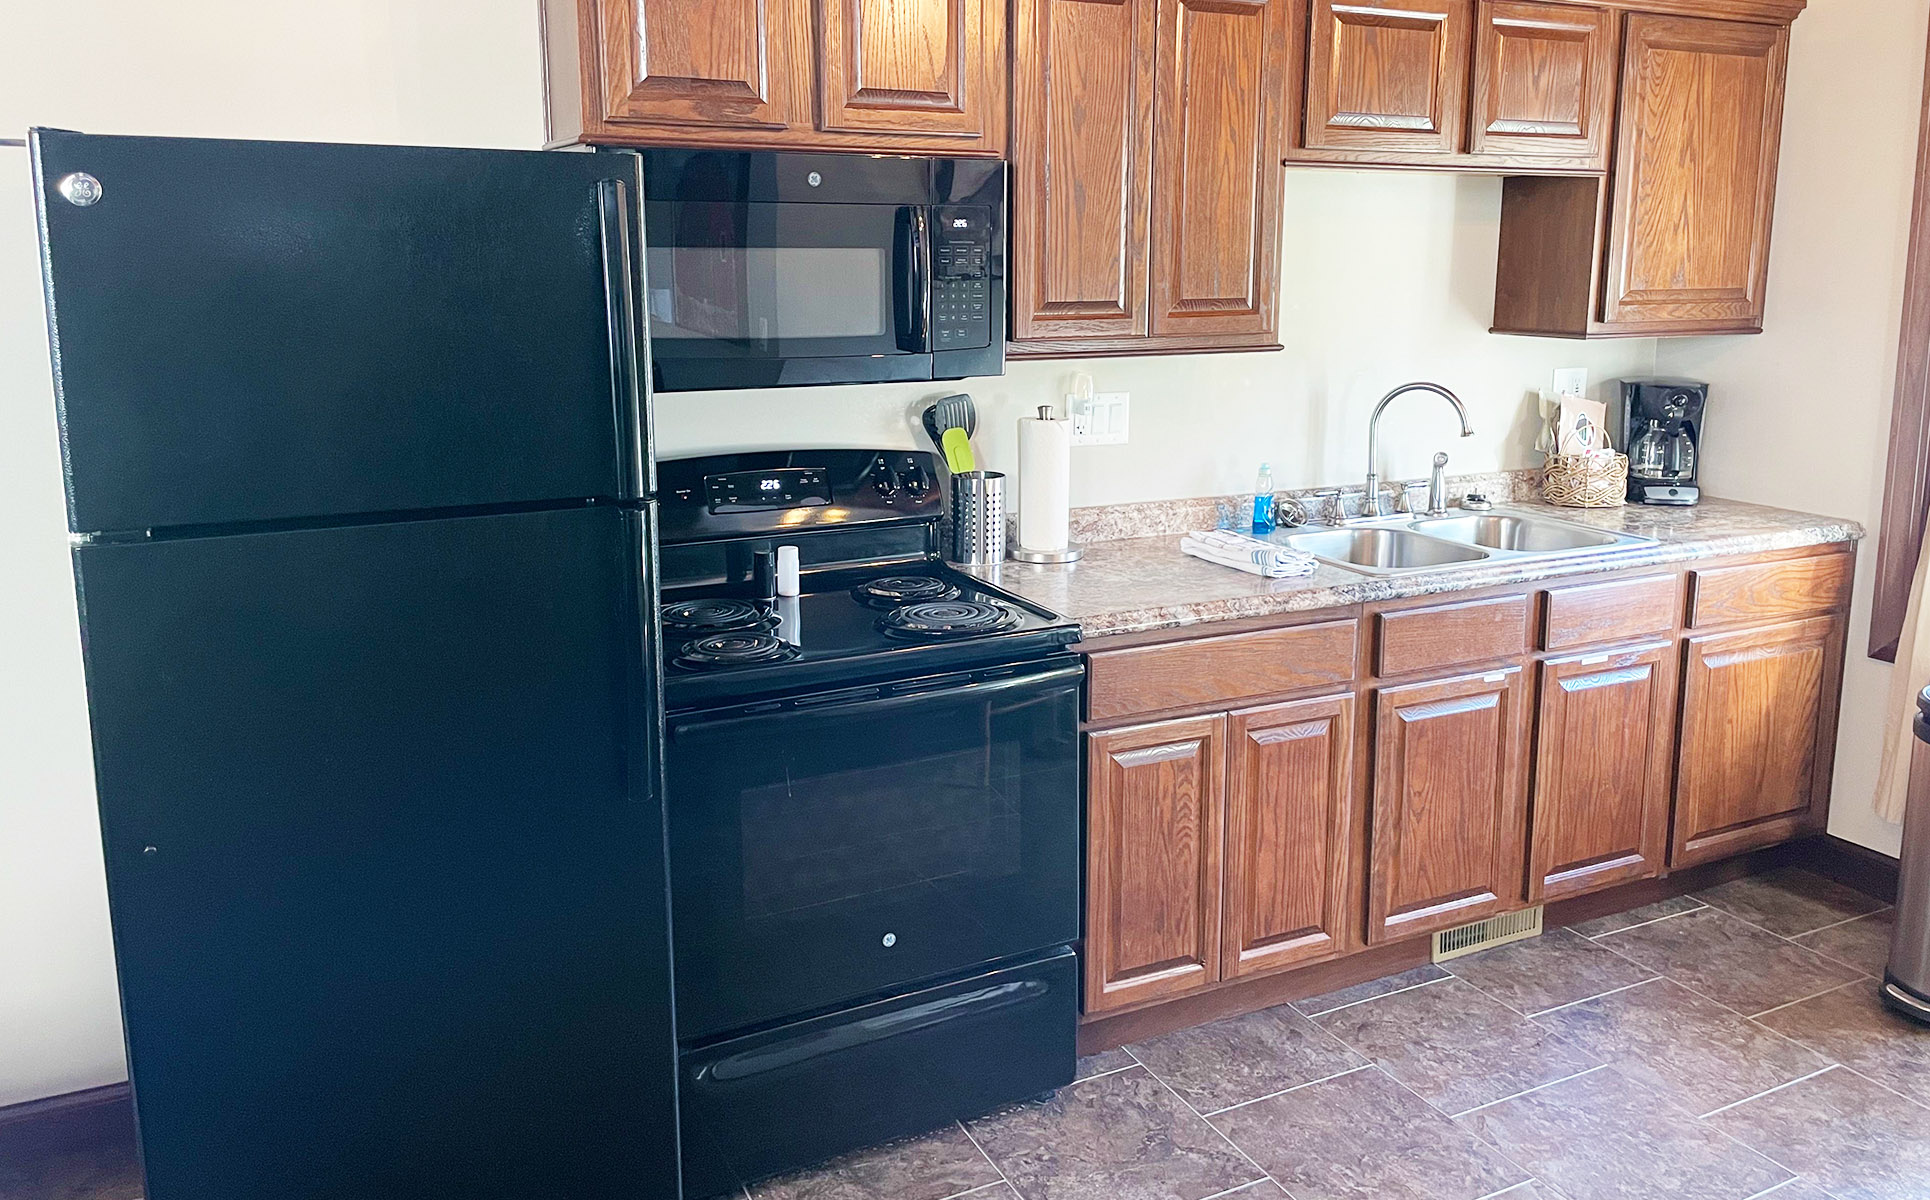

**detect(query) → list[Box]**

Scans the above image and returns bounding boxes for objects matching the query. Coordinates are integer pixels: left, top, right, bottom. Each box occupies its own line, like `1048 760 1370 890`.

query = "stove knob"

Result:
904 461 932 499
875 462 902 500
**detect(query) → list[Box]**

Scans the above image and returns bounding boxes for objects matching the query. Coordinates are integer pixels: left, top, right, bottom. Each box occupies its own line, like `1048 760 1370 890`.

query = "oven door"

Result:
666 659 1082 1042
643 197 930 391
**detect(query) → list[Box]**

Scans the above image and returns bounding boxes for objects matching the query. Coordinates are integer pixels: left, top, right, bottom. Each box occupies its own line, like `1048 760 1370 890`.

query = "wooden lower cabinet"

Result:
1222 695 1357 978
1084 716 1225 1013
1528 643 1675 901
1079 546 1853 1025
1368 668 1528 944
1672 616 1844 867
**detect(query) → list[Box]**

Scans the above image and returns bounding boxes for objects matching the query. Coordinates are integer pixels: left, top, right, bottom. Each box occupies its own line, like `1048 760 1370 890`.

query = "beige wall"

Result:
660 169 1657 501
61 0 1930 1111
0 0 549 1109
1656 0 1930 858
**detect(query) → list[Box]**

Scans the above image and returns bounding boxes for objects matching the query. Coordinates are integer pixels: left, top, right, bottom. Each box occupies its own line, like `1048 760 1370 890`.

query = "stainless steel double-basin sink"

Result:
1278 507 1656 576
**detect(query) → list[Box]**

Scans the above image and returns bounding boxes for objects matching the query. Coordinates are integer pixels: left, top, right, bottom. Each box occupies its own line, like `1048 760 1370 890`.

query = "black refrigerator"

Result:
30 131 679 1199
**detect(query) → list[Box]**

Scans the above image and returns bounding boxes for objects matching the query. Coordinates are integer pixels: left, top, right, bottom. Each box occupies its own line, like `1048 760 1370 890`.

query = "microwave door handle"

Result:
895 205 932 353
915 207 933 352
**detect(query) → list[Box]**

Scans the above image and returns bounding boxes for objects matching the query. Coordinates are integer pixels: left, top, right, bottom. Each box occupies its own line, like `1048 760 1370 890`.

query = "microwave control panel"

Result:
932 206 992 351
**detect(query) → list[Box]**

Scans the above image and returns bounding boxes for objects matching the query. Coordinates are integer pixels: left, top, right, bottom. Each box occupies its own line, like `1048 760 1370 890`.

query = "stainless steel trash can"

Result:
1884 686 1930 1024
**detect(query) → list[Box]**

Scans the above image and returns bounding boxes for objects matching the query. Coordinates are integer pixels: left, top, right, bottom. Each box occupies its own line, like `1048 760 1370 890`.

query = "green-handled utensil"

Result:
941 426 976 474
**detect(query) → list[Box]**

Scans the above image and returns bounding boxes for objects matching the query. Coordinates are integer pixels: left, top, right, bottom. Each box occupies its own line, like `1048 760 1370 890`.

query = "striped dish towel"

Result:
1179 530 1318 579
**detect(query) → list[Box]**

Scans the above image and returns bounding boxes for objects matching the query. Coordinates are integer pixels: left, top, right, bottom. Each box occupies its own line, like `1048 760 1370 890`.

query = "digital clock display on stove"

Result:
704 467 833 513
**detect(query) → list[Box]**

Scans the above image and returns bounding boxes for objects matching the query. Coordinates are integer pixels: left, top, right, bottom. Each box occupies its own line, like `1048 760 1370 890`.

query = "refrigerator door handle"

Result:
598 176 650 501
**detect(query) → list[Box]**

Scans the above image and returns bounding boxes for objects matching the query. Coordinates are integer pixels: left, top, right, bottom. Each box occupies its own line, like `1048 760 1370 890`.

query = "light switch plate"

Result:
1552 367 1589 398
1069 392 1130 445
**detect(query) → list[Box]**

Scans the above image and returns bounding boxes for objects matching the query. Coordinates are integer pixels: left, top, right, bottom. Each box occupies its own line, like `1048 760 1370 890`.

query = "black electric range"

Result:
656 449 1083 1197
660 561 1078 710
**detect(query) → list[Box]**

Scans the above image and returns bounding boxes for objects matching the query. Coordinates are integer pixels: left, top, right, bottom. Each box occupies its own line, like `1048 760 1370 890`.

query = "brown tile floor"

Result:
6 870 1925 1200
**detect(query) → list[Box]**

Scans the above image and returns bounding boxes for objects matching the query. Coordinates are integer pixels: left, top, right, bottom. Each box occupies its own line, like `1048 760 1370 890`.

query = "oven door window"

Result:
666 666 1081 1043
644 201 912 362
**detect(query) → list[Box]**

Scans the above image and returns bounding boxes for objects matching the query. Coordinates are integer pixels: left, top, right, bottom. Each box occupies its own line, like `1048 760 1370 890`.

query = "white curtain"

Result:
1876 518 1930 823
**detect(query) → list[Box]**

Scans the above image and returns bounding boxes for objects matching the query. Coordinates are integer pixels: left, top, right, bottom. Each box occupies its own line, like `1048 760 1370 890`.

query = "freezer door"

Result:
32 131 652 532
74 505 677 1200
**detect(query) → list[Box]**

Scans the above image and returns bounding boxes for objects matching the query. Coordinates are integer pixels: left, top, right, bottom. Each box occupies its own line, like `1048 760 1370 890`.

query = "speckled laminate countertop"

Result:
969 496 1864 640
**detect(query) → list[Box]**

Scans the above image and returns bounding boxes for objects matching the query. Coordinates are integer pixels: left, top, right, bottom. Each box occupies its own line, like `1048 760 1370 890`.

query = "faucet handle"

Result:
1311 488 1346 525
1394 482 1427 515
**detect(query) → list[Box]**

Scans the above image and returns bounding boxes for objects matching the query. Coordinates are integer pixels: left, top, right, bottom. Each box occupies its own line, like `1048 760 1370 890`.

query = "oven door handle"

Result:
692 978 1051 1086
668 660 1083 738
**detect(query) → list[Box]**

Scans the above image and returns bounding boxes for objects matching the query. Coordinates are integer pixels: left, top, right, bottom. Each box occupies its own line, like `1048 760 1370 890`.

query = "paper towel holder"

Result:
1009 542 1085 564
1010 404 1086 565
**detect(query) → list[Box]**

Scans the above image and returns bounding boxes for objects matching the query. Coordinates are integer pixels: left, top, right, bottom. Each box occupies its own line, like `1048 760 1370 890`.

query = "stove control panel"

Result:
704 467 832 513
658 449 945 545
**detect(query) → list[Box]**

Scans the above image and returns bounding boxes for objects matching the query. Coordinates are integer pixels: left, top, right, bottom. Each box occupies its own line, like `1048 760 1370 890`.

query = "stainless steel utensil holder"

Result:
948 471 1006 566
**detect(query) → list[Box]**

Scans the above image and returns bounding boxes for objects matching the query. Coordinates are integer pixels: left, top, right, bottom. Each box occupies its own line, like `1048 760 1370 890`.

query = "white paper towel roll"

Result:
1017 407 1072 552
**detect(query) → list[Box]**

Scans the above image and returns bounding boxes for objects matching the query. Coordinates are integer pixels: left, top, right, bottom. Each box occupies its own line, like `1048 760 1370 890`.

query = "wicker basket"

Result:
1541 452 1629 508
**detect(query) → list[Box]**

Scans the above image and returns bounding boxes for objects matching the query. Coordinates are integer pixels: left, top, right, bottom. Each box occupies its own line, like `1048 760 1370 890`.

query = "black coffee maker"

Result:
1617 378 1708 506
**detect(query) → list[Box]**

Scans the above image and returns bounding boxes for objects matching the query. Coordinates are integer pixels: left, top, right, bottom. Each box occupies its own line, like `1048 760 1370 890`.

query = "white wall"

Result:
0 0 549 1109
1656 0 1930 857
0 2 1664 1107
661 170 1657 502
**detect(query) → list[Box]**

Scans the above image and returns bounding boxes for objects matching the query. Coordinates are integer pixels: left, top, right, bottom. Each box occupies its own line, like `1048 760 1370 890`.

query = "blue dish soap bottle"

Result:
1251 462 1276 536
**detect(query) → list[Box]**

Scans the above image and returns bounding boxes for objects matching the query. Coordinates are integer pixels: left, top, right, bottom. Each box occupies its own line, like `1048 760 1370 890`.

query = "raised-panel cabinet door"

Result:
1223 695 1357 979
1601 15 1789 331
1149 0 1289 338
601 0 807 130
1368 668 1528 944
1528 643 1674 902
1084 715 1226 1013
815 0 994 138
1673 616 1842 867
1304 0 1473 154
1470 0 1615 165
1012 0 1158 341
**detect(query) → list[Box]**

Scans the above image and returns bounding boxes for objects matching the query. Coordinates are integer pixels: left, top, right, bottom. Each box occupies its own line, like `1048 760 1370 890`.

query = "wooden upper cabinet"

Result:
1084 716 1226 1013
622 1 794 130
1012 0 1286 356
1528 643 1674 902
1149 0 1289 338
1673 616 1842 868
815 0 994 139
1011 0 1157 343
1222 695 1356 979
1470 1 1616 166
1368 668 1527 944
589 0 807 132
542 0 1006 152
1601 14 1789 331
1304 0 1472 155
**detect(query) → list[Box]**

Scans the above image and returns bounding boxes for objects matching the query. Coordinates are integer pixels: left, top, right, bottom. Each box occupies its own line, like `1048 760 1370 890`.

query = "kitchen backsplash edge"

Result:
1063 470 1538 544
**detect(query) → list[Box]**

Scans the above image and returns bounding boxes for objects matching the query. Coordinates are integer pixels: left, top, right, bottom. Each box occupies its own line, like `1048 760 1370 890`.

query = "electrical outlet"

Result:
1552 367 1589 398
1069 392 1129 446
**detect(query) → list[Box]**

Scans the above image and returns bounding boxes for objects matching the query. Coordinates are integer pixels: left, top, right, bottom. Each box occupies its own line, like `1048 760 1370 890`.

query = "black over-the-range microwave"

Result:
639 149 1006 392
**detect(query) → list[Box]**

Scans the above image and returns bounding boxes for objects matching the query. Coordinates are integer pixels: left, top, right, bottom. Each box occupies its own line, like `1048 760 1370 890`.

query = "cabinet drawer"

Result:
1688 553 1852 629
1540 574 1680 650
1375 594 1529 676
1085 619 1358 722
